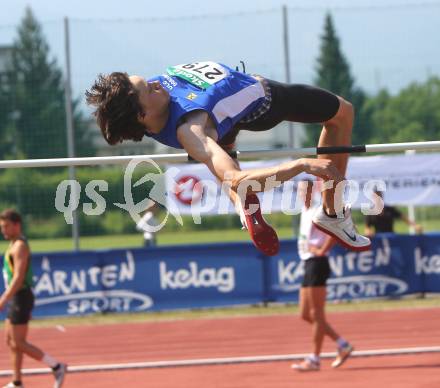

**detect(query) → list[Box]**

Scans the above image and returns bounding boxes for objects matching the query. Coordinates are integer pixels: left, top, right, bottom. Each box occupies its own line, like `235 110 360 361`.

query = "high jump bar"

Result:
0 140 439 169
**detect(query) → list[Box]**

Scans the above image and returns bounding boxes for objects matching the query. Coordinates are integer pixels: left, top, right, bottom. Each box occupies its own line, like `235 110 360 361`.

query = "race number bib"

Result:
167 61 228 89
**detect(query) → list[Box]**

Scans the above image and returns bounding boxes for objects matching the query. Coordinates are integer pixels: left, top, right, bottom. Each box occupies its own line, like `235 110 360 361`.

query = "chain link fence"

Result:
0 3 439 249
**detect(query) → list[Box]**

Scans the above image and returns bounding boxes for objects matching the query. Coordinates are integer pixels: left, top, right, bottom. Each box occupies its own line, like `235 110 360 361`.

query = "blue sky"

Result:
1 0 440 110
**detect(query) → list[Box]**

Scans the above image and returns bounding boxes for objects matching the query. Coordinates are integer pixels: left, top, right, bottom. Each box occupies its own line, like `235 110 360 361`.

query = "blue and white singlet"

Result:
145 61 266 148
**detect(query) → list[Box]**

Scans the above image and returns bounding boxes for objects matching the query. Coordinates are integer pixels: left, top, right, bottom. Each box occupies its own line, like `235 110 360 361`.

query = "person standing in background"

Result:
364 189 423 236
292 181 353 372
0 209 67 388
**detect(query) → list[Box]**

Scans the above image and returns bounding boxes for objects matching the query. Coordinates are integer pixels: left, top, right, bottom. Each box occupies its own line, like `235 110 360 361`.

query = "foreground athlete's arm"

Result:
309 235 336 257
176 111 343 194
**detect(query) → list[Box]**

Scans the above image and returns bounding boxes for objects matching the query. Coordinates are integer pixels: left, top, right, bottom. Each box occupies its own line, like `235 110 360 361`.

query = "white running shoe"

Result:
312 205 371 251
53 363 67 388
332 343 354 368
3 383 24 388
291 356 320 372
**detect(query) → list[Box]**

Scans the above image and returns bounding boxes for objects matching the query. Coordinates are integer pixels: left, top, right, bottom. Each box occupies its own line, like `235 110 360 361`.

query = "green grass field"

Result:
0 218 438 253
0 226 297 252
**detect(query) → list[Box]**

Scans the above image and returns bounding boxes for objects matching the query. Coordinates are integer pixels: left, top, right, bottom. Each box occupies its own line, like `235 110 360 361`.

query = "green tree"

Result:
8 7 95 159
315 14 354 98
305 13 370 146
366 77 440 143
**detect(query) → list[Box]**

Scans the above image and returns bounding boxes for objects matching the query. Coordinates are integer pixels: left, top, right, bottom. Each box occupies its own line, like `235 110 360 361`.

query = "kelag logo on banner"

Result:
159 261 235 293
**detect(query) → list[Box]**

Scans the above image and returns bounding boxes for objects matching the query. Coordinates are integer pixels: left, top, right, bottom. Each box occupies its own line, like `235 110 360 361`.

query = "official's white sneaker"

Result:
291 356 320 372
332 343 354 368
312 205 371 251
53 363 67 388
3 383 24 388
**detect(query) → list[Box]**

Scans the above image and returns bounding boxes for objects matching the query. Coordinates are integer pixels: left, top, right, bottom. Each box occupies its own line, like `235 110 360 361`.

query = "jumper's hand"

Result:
299 158 344 182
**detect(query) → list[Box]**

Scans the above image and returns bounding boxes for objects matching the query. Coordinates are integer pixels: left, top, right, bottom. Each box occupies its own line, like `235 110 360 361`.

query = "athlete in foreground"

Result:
86 61 371 254
0 209 67 388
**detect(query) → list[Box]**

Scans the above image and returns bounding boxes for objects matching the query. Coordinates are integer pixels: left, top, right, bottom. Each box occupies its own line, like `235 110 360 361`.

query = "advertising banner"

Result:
0 235 438 319
165 153 440 215
266 235 428 303
164 159 307 216
27 243 264 318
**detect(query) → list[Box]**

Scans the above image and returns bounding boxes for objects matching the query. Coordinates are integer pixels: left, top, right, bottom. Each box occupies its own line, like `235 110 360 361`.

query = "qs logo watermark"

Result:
54 158 386 232
54 158 183 233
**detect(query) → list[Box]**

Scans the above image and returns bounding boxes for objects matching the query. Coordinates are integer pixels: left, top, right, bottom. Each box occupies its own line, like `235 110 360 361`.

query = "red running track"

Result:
0 307 439 387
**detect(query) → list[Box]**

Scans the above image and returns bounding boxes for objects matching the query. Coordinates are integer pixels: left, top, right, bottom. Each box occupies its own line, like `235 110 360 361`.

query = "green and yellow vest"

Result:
2 236 33 289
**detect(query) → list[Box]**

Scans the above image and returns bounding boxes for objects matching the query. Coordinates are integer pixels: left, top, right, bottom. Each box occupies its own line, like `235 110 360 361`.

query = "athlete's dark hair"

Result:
86 72 145 145
0 209 22 224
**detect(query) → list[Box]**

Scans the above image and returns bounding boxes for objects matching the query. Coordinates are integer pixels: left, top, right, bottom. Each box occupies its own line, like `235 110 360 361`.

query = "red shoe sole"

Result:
243 194 279 256
313 222 371 252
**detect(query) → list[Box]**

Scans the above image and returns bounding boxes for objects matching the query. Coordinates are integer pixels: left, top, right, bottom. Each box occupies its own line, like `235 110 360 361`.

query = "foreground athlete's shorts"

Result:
7 287 34 324
219 80 340 146
302 256 331 287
